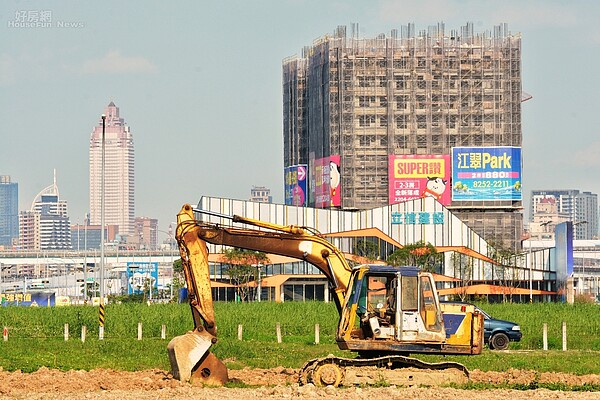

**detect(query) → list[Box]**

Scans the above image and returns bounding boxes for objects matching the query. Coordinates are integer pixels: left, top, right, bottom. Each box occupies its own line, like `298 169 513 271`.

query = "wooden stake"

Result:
276 322 282 343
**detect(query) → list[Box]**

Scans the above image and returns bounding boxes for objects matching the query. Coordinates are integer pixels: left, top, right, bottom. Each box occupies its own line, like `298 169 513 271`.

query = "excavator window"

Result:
420 275 442 332
367 276 388 309
401 275 418 311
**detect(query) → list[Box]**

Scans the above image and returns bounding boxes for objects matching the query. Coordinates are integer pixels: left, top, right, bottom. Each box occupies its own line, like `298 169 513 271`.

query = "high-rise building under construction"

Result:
283 22 524 250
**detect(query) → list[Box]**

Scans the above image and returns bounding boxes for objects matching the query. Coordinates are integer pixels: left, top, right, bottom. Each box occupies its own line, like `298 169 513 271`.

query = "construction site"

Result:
283 22 524 250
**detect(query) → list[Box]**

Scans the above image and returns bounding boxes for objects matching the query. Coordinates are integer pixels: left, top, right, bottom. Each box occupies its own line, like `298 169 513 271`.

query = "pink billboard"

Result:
388 155 451 205
314 155 341 208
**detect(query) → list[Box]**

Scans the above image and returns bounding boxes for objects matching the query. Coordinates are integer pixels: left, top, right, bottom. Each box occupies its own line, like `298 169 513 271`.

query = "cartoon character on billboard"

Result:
292 184 305 206
421 177 448 201
330 160 341 207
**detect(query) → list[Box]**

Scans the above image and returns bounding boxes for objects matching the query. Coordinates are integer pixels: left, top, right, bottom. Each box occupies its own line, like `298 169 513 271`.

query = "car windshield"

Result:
475 306 492 319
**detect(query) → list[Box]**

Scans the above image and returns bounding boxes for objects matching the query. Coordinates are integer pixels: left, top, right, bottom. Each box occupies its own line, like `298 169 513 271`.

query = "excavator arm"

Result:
168 203 354 385
166 205 229 385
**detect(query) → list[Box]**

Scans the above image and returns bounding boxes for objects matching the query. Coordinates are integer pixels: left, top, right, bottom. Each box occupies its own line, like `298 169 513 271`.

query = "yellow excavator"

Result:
168 204 484 387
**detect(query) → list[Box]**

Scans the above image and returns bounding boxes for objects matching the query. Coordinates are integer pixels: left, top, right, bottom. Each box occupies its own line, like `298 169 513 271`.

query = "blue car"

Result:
477 305 522 350
441 302 522 350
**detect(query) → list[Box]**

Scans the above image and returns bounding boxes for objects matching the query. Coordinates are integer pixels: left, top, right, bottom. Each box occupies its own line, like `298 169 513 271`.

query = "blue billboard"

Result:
126 262 158 295
284 164 307 206
451 147 522 201
555 222 573 302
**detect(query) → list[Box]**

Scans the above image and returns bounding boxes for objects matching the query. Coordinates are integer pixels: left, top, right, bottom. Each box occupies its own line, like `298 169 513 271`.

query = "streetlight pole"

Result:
99 113 106 339
573 221 588 296
153 226 175 301
529 221 551 303
84 214 87 302
528 240 533 303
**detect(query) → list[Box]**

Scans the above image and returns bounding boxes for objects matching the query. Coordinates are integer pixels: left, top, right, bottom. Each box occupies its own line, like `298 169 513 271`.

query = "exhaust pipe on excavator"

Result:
167 328 229 386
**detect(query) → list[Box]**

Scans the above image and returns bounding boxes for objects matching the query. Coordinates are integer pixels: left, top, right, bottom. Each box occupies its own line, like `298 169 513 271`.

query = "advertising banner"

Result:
388 155 451 205
126 262 158 295
451 147 522 201
284 164 307 206
0 291 55 306
314 155 341 208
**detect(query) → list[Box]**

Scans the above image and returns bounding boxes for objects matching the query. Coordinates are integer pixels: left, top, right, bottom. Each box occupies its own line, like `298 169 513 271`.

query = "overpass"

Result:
0 249 179 300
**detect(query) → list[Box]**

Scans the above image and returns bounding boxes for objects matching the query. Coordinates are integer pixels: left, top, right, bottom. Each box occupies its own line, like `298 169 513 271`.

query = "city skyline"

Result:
2 1 600 231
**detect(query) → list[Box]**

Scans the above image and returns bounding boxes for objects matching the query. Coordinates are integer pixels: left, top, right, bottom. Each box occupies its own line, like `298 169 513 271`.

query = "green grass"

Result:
1 301 600 377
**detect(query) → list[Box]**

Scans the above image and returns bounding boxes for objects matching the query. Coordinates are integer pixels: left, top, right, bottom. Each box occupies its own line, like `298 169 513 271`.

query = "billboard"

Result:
388 155 451 205
284 164 307 206
451 147 522 201
555 222 573 301
127 262 158 295
313 155 341 208
0 291 55 306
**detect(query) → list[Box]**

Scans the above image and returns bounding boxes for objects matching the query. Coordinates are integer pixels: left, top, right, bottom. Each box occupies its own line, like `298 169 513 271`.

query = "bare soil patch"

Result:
0 366 598 400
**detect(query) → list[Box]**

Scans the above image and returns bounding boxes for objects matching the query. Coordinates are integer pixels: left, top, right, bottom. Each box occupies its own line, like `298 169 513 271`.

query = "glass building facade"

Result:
0 176 19 248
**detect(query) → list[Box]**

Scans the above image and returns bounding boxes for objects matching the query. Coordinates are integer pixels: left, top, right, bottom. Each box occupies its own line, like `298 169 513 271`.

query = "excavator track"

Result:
299 354 469 387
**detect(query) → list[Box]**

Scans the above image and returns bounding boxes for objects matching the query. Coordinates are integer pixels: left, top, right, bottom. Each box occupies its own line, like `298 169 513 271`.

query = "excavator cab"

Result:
337 265 476 355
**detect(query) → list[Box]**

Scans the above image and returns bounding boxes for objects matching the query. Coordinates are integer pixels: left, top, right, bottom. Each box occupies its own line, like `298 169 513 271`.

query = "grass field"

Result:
1 301 600 376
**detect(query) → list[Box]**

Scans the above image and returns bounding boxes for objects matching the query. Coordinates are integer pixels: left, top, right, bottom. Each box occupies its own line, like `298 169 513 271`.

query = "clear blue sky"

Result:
1 0 599 232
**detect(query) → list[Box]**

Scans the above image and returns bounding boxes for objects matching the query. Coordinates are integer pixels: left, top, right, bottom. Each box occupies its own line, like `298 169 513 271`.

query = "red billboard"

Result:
388 155 451 205
314 155 341 208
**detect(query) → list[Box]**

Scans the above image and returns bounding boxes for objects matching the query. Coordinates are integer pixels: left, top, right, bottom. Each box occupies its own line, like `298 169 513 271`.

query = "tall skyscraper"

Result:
19 171 71 250
89 102 135 237
283 23 524 249
0 175 19 248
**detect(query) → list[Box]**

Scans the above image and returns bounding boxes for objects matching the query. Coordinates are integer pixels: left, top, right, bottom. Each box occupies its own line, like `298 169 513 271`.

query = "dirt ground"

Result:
1 366 599 400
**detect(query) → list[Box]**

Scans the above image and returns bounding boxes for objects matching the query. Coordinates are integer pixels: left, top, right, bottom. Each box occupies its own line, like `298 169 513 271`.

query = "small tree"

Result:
487 239 521 303
222 248 270 302
451 252 473 302
386 241 442 273
354 239 380 262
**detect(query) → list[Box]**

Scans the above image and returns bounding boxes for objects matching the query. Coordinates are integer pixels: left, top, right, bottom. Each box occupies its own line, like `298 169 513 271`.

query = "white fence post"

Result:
161 324 166 340
276 322 282 343
64 323 69 341
562 321 567 351
315 324 320 345
238 324 243 341
138 322 143 340
81 325 87 343
543 323 548 350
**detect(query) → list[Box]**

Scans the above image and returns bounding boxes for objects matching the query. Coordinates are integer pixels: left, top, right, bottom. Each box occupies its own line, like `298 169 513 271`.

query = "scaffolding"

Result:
283 23 523 250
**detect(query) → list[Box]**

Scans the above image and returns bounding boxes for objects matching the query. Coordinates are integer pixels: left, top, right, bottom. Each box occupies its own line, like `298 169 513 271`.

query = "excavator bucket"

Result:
167 330 229 386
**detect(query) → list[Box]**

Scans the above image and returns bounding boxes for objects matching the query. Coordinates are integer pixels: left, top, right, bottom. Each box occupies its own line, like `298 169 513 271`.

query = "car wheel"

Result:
489 332 510 350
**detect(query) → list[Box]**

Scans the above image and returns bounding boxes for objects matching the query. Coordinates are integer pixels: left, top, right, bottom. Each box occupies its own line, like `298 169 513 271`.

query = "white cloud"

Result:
79 50 157 75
